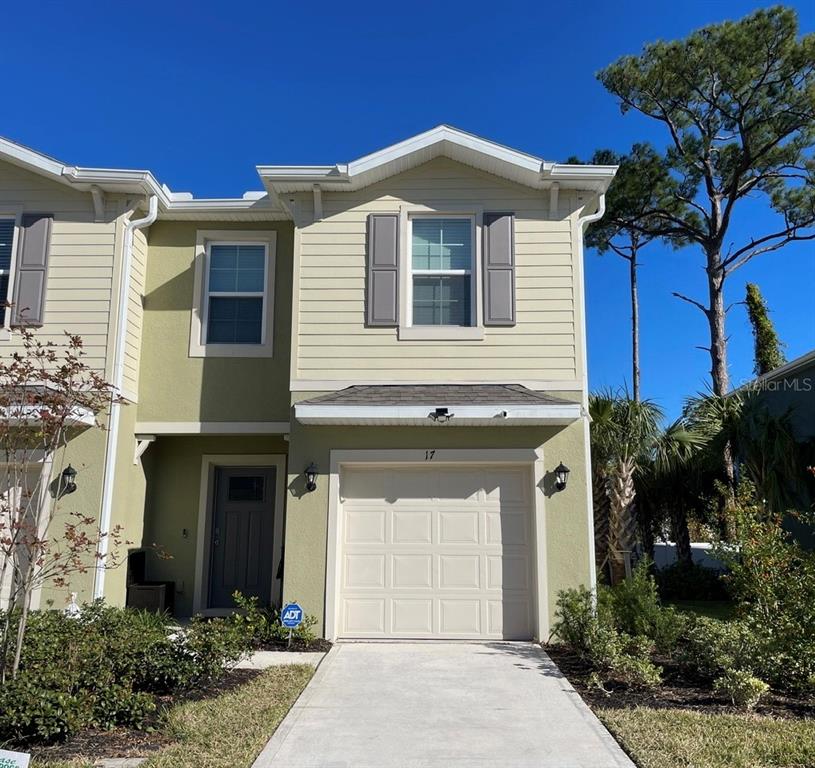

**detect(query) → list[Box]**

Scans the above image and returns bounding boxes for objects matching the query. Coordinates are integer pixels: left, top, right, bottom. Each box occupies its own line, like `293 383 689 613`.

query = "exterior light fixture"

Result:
554 462 570 492
304 463 318 492
58 465 78 498
429 407 454 423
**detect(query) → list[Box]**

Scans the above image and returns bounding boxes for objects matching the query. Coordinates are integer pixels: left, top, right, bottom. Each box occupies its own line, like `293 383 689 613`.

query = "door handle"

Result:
213 526 220 546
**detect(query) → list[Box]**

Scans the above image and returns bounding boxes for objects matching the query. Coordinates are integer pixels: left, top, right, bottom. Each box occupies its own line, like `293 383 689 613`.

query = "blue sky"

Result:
2 0 813 417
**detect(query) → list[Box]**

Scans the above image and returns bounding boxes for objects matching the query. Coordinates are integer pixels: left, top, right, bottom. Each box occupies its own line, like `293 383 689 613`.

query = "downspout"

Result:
94 195 158 600
575 192 607 595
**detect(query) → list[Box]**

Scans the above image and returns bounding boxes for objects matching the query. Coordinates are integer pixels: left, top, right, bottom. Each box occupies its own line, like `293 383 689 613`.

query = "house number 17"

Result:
425 450 436 461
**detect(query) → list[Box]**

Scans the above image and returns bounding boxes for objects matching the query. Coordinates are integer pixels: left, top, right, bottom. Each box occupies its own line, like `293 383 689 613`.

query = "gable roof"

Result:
0 135 284 221
257 125 617 195
1 126 616 221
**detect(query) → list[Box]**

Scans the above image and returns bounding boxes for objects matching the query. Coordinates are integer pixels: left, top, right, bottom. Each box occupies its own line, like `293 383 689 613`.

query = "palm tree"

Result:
589 392 663 584
648 419 709 566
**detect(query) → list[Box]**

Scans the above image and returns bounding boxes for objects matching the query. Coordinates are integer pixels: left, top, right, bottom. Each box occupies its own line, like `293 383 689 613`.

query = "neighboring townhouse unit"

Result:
0 127 616 641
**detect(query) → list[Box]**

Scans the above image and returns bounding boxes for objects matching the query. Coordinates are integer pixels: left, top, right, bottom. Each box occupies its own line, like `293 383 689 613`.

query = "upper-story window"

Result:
409 217 474 327
189 230 277 358
205 243 266 344
0 219 16 326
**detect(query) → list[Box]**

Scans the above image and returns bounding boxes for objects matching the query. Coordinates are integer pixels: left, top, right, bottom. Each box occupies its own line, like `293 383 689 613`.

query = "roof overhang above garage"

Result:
294 385 583 426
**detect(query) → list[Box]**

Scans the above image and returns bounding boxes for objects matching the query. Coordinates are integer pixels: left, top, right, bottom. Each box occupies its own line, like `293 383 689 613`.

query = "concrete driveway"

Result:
253 642 634 768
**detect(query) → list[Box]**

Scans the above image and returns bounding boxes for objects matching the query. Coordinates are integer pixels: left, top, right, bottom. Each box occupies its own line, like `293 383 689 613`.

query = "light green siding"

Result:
137 221 293 424
141 435 288 617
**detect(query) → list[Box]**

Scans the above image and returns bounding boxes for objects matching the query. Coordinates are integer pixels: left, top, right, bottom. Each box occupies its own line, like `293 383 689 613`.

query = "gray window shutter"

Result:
483 212 515 326
12 213 53 326
366 214 399 326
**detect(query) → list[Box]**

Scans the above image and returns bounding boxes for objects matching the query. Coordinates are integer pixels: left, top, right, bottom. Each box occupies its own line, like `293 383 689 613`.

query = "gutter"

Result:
94 195 158 600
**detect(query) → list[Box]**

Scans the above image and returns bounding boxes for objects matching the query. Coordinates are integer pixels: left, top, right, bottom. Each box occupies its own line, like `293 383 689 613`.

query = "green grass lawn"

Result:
32 664 314 768
597 706 815 768
667 599 736 621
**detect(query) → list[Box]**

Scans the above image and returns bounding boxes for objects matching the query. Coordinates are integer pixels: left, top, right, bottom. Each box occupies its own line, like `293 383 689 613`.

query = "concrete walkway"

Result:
253 642 634 768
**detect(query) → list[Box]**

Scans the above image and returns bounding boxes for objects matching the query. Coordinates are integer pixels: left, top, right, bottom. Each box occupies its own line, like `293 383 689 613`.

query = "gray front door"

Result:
208 466 276 609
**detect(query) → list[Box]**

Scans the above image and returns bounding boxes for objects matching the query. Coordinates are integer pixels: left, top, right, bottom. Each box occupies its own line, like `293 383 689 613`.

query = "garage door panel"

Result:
439 510 479 544
392 554 433 589
486 510 528 545
393 509 433 543
345 509 386 543
439 555 481 589
344 554 386 589
487 554 530 590
392 599 433 634
344 599 386 634
440 599 481 634
487 599 530 639
339 466 533 640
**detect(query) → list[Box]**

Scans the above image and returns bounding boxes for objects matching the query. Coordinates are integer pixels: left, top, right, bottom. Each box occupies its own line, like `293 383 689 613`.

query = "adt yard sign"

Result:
281 603 304 629
0 748 30 768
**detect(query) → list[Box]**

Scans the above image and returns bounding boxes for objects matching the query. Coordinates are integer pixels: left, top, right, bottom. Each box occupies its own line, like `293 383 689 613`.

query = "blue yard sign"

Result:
281 602 304 629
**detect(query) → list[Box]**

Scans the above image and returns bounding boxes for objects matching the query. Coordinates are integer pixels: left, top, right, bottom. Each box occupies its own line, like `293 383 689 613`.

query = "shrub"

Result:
655 561 729 601
678 616 757 681
553 587 662 688
713 669 769 710
0 601 255 746
714 481 815 693
231 592 318 648
606 560 687 655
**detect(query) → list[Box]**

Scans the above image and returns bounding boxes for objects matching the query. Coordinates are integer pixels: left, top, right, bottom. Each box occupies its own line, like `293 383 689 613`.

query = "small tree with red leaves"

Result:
0 325 126 681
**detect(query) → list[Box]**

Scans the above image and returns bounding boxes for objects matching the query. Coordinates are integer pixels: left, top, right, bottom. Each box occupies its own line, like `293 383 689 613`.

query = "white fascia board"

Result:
0 136 66 177
2 405 96 428
545 163 619 193
295 402 582 426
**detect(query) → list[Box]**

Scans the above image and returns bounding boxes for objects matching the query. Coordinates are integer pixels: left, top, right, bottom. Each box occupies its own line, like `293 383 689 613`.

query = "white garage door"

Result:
337 465 534 639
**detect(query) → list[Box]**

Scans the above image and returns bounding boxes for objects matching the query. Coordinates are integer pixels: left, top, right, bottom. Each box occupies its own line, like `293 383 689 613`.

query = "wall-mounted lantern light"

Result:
554 462 570 492
304 463 318 492
429 407 454 423
58 465 78 499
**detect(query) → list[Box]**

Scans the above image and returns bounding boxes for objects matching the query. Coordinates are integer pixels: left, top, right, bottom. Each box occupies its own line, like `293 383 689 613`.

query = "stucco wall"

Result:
141 435 288 617
283 401 591 638
136 221 294 424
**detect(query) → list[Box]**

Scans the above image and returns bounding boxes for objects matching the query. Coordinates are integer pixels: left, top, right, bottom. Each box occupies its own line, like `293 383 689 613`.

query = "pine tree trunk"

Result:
706 257 729 396
630 253 640 402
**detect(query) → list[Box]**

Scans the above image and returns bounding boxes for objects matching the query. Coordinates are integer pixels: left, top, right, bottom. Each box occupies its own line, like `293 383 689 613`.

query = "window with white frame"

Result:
410 217 474 326
204 243 267 344
0 219 16 326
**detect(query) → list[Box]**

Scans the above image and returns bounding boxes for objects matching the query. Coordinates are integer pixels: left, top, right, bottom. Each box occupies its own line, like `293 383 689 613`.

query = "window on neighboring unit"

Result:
410 217 473 326
204 243 267 344
0 219 16 326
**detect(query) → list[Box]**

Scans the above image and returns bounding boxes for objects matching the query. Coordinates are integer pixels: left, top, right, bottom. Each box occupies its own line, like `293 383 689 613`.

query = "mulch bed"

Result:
544 644 815 721
30 669 263 764
258 638 333 653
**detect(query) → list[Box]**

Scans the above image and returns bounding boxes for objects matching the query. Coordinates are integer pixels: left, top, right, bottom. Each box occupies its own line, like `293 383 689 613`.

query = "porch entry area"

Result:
195 455 286 614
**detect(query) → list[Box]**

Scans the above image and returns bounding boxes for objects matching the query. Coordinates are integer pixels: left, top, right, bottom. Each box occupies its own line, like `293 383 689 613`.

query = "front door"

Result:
208 466 276 609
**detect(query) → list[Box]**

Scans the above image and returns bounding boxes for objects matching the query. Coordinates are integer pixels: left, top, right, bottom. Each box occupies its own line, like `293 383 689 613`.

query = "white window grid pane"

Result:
204 242 268 345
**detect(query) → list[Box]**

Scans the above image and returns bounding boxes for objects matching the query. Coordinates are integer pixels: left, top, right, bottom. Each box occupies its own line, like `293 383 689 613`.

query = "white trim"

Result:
259 125 618 195
189 230 277 358
134 421 290 435
290 378 583 392
193 454 286 616
294 402 582 426
324 448 548 641
0 206 23 335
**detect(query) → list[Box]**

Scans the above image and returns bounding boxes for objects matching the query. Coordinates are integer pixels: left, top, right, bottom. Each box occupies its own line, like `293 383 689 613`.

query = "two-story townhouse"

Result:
1 127 615 642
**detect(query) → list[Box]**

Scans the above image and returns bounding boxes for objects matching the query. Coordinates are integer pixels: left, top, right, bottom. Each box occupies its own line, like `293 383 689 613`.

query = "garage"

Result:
335 465 535 640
